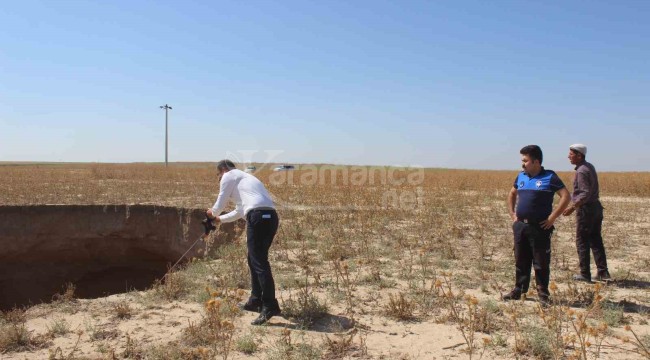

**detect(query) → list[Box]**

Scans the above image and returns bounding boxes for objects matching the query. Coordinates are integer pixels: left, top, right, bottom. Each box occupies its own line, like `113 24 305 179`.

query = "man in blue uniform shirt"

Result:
503 145 571 305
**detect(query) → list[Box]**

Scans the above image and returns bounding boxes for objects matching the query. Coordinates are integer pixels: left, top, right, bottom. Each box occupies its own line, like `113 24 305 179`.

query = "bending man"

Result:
207 160 281 325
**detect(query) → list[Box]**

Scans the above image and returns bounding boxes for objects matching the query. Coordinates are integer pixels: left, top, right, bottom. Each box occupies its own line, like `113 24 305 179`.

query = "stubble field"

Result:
0 163 648 360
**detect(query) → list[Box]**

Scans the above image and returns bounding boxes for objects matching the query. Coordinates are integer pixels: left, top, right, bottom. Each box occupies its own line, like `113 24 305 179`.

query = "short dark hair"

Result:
520 145 543 164
216 159 236 172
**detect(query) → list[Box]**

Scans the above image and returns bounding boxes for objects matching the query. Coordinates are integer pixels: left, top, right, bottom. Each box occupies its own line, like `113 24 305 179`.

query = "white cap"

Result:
569 144 587 156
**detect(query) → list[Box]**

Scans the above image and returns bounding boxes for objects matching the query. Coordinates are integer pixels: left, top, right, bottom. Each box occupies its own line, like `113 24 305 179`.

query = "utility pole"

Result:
160 104 172 167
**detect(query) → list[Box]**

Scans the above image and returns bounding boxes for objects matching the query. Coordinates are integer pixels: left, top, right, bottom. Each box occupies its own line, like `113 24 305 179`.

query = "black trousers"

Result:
246 209 279 308
576 201 608 278
513 220 553 295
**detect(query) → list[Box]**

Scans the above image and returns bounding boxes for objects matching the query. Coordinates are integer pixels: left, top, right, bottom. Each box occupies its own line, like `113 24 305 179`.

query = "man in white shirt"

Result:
207 160 281 325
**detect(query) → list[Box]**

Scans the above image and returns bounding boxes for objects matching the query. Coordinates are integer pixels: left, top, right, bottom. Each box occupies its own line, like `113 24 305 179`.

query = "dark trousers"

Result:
246 209 279 309
513 221 553 295
576 202 608 278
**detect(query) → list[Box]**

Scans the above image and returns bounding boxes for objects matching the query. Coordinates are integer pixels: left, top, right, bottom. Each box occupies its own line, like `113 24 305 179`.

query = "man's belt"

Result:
249 207 276 212
518 218 542 224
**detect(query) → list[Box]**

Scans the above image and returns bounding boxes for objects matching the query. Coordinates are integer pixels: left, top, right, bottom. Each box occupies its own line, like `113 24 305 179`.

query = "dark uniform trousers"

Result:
576 201 608 278
513 220 553 296
246 209 280 309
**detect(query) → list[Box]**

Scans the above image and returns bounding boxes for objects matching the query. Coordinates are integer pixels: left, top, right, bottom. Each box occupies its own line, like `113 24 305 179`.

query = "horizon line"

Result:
1 161 648 174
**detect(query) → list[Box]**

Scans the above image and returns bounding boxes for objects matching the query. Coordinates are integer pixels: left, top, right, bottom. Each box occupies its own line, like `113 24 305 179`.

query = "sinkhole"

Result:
0 204 241 310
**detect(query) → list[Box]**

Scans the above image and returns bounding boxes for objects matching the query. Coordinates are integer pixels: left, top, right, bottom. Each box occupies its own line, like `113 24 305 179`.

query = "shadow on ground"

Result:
608 299 650 314
267 313 355 333
611 279 650 289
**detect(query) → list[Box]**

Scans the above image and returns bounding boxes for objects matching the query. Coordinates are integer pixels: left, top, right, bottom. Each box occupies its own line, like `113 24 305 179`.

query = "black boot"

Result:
238 298 262 313
251 303 281 325
595 270 611 282
537 288 551 307
502 288 522 301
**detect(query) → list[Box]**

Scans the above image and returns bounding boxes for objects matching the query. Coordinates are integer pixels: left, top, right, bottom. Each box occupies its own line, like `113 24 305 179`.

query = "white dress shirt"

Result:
211 169 275 223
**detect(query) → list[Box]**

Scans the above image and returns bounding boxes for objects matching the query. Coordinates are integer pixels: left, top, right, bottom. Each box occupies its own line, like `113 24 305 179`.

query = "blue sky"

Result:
1 0 648 171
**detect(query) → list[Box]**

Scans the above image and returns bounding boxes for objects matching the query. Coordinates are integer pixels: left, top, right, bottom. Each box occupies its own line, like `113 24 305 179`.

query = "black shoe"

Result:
595 271 612 282
538 294 552 307
502 288 522 301
238 299 262 313
251 306 281 325
573 274 592 283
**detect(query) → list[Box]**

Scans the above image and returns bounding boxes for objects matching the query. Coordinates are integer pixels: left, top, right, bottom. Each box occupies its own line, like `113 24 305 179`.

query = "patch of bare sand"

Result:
1 294 202 360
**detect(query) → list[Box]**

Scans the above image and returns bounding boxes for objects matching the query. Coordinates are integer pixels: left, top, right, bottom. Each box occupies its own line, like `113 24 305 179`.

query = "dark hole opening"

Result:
0 205 211 310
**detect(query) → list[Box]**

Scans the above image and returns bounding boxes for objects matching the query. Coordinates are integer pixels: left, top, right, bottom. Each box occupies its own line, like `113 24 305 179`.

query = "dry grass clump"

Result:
386 292 417 321
0 322 50 353
1 309 50 354
436 275 490 359
46 317 71 337
144 342 214 360
234 333 258 355
181 287 244 359
517 324 555 359
52 282 77 303
1 308 26 325
47 282 82 316
50 282 79 310
282 288 329 328
266 329 322 360
474 300 504 334
322 329 368 359
211 242 250 290
112 300 133 320
616 326 650 358
151 269 198 301
511 282 620 360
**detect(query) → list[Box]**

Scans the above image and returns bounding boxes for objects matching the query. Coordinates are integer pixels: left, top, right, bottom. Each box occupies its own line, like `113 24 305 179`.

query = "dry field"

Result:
0 163 649 360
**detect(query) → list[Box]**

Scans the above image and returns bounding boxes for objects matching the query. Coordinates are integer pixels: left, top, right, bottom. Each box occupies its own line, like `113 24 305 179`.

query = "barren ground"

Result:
0 163 648 360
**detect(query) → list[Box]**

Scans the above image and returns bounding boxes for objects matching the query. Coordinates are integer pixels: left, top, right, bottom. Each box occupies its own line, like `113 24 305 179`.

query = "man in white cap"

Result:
563 144 611 282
